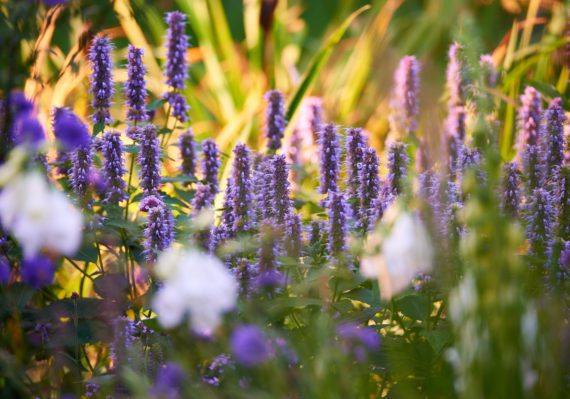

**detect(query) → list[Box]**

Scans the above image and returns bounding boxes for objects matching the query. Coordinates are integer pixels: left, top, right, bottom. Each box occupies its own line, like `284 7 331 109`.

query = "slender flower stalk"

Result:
231 143 253 234
516 86 542 162
327 191 349 256
138 124 161 195
89 35 114 125
387 141 409 195
164 11 189 90
140 195 174 262
201 139 221 196
264 90 287 151
178 129 196 177
101 131 127 203
318 123 340 196
164 92 189 123
271 155 291 224
542 98 566 173
359 147 381 233
345 127 367 216
125 45 147 123
524 188 556 262
389 55 420 136
501 162 521 218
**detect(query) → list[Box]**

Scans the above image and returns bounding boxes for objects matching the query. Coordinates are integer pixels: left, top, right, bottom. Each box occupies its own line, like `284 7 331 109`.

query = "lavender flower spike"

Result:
446 42 466 109
231 143 254 234
359 147 381 233
271 155 291 224
318 123 340 196
178 129 196 177
345 127 367 216
220 177 236 238
138 124 161 195
71 143 93 205
327 191 349 256
140 195 174 262
523 144 544 195
164 92 189 123
524 188 556 262
101 131 127 203
125 45 148 123
265 90 287 151
387 141 409 195
164 11 189 90
479 54 498 88
201 139 221 196
558 166 570 241
516 86 542 162
230 325 273 367
389 55 420 136
543 98 566 172
89 35 114 125
501 162 521 218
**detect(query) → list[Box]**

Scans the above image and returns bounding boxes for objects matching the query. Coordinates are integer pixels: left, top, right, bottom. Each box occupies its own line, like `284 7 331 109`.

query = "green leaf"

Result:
162 175 198 183
395 293 429 321
285 5 370 122
147 98 166 111
421 330 452 354
124 144 140 154
92 122 105 137
73 244 99 264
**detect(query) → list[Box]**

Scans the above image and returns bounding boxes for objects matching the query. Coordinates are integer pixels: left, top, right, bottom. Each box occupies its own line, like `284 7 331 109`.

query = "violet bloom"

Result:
101 131 127 203
230 325 274 367
209 224 229 254
202 354 233 387
345 127 367 216
201 139 220 196
111 317 135 367
220 178 236 238
191 183 213 215
285 213 302 258
327 191 349 256
558 241 570 284
309 220 324 247
151 362 185 399
21 255 55 288
523 144 545 195
318 123 340 196
140 195 174 262
271 155 291 224
359 147 381 233
387 141 409 195
516 86 542 162
389 55 420 135
479 54 498 88
501 162 521 218
164 92 189 123
446 42 466 108
231 143 253 234
309 99 324 142
524 188 556 261
257 220 280 277
88 35 114 125
52 107 91 151
125 45 148 123
232 257 257 296
336 323 380 362
264 90 287 151
559 167 570 241
138 124 161 194
164 11 189 91
12 113 45 148
178 129 196 177
543 98 566 173
252 155 273 223
71 144 93 205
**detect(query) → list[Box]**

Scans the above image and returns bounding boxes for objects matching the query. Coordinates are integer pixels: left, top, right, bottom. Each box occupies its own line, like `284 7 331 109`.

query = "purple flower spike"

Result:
501 162 521 218
192 183 213 215
446 42 466 109
231 143 253 234
201 139 221 196
21 255 55 289
524 188 556 261
88 35 114 125
516 86 542 161
101 131 127 203
271 155 291 224
230 325 274 367
543 98 566 173
220 178 236 238
285 213 302 258
151 362 185 398
164 11 189 91
318 123 340 196
558 241 570 284
164 92 189 123
140 195 174 262
345 127 367 216
202 354 233 387
125 45 148 123
178 129 196 177
138 124 161 195
52 108 90 151
558 167 570 241
359 147 381 233
387 141 409 195
479 54 498 88
337 323 380 363
389 55 420 135
523 144 545 194
71 144 93 204
257 220 280 274
252 155 273 223
264 90 287 151
327 191 349 256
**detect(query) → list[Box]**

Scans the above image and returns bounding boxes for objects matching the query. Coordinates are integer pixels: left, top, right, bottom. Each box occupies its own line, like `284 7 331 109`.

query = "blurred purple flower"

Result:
0 257 10 285
21 255 55 288
230 325 274 367
389 55 420 135
516 86 542 162
178 129 196 177
387 141 409 195
264 90 287 151
201 139 220 196
151 362 185 399
12 113 45 147
52 108 90 151
202 354 233 387
327 191 349 256
524 188 556 260
337 323 380 362
543 98 566 172
501 162 521 218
